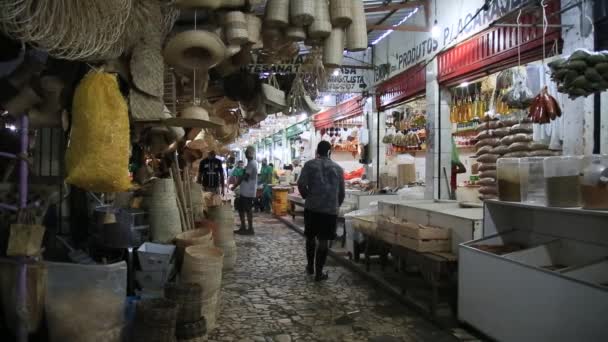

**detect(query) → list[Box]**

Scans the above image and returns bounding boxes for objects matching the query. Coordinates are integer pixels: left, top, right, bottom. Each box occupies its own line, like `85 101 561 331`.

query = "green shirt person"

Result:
260 159 273 185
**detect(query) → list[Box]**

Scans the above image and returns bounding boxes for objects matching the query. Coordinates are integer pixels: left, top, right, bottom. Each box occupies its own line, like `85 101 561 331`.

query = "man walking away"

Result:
198 150 225 196
234 146 258 235
297 141 345 281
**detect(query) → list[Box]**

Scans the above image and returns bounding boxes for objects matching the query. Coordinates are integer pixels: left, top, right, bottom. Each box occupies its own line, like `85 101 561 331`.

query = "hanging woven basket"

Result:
246 14 262 44
264 0 290 28
330 0 352 28
175 0 221 9
224 11 249 46
286 27 307 42
290 0 315 27
346 0 368 51
323 28 345 68
308 0 332 39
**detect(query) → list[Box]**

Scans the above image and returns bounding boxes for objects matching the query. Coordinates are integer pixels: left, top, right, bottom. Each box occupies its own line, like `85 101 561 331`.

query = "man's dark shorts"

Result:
304 209 338 240
237 196 254 212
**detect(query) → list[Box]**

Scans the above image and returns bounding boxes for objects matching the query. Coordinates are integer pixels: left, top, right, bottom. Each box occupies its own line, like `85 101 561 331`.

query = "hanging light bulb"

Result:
431 20 440 38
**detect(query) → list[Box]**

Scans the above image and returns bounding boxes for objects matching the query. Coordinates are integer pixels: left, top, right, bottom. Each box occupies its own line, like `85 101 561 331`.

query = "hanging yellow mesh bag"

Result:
65 71 131 192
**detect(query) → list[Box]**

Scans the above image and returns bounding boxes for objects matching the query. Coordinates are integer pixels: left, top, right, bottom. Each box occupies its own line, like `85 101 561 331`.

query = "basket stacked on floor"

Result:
206 204 238 271
132 298 179 342
165 283 207 342
181 245 224 331
143 178 183 243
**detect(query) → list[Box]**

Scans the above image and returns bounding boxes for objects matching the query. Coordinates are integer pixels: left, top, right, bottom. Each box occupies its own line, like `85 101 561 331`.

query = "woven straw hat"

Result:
164 30 226 70
130 89 165 122
131 43 164 97
161 106 185 140
164 105 224 128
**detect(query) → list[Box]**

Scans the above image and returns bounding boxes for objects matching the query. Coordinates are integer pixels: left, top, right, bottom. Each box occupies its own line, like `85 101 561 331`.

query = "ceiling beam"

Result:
367 24 430 32
364 0 426 13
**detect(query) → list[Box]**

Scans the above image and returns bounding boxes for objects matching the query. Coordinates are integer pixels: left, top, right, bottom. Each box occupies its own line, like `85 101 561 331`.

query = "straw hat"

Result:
164 30 226 71
160 106 186 140
164 105 224 128
131 43 164 98
130 89 165 122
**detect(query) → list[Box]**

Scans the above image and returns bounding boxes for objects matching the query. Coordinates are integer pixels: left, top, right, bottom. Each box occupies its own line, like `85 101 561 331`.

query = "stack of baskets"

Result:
132 298 179 342
206 204 237 271
143 178 183 243
165 283 207 342
174 227 214 269
181 246 224 331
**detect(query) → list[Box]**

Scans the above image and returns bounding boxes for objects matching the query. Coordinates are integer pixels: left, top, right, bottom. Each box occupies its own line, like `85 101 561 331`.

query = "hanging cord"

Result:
193 9 198 105
516 9 522 67
541 0 548 86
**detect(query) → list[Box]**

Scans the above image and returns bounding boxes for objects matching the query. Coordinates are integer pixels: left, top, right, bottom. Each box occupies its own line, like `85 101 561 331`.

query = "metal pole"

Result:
16 114 29 342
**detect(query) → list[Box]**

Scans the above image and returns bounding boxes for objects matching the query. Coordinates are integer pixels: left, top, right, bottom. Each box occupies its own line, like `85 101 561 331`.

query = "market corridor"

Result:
207 214 457 342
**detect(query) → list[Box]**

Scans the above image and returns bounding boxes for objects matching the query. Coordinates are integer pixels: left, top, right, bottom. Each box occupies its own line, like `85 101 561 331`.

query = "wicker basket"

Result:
330 0 352 28
176 319 206 340
207 204 236 247
264 0 290 27
175 0 221 9
323 27 345 68
174 228 213 268
246 14 262 44
181 246 224 299
224 11 249 45
261 74 287 110
165 283 204 324
346 0 367 51
143 178 183 243
286 26 307 42
135 298 179 328
290 0 315 26
309 0 331 39
221 243 237 271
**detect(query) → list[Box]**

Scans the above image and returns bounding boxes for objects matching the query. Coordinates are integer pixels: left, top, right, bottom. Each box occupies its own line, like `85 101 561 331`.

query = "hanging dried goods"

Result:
549 49 608 99
528 87 561 124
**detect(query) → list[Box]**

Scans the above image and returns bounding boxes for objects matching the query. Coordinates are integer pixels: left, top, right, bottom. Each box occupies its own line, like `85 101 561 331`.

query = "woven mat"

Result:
131 42 164 97
130 89 164 121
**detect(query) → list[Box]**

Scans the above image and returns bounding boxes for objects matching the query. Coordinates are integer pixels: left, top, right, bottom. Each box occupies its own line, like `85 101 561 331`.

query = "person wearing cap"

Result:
234 146 258 235
198 150 225 195
297 141 345 282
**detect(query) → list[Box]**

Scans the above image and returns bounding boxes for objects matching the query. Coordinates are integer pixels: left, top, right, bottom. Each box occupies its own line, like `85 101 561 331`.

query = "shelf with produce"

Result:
452 130 478 137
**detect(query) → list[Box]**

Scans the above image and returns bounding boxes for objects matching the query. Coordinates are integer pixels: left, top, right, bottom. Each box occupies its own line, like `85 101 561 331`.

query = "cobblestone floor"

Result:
207 214 458 342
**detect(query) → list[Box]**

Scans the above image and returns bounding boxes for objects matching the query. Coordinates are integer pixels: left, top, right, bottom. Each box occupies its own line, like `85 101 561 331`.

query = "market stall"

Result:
376 63 427 189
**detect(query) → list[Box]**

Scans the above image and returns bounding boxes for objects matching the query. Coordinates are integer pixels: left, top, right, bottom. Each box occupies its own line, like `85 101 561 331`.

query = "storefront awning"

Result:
437 0 562 86
375 62 426 111
313 96 364 130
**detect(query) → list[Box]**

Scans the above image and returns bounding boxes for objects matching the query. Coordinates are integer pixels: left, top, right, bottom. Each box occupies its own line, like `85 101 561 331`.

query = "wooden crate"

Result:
398 235 451 252
396 222 451 240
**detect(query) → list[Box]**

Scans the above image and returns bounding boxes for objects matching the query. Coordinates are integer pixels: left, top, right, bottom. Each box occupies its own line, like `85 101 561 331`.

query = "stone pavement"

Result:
206 214 458 342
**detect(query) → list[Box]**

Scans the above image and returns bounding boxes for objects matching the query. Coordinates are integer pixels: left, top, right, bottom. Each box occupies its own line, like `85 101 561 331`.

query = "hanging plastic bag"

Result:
65 71 131 192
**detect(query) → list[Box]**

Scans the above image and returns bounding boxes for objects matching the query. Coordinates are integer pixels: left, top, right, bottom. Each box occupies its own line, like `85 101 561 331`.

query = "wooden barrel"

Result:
271 187 290 216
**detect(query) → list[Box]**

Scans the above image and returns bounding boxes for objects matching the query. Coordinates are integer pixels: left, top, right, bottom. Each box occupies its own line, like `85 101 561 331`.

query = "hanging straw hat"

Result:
186 129 206 150
164 105 224 128
160 106 186 140
131 43 164 98
164 30 226 71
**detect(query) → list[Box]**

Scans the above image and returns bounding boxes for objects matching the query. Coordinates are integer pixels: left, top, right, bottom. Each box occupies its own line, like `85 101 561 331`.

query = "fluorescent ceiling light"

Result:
371 7 419 46
431 20 440 38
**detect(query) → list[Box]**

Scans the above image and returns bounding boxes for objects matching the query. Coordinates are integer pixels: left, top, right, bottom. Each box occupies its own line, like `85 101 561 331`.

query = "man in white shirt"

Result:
234 146 258 235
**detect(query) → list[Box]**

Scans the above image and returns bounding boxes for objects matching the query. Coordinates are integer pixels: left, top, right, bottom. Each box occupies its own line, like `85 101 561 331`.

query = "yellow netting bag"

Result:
65 71 131 192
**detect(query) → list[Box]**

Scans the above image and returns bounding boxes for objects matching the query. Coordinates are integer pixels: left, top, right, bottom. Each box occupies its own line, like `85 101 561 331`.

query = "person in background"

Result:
198 150 225 195
234 147 258 235
230 160 245 181
297 141 345 282
228 160 245 209
292 159 302 182
451 137 466 200
260 159 273 212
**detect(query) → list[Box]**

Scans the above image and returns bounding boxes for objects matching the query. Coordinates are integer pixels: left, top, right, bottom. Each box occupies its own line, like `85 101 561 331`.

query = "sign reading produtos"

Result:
374 0 529 82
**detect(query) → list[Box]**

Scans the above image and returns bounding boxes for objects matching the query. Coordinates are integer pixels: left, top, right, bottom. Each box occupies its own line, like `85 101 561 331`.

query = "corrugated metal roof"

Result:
364 0 420 45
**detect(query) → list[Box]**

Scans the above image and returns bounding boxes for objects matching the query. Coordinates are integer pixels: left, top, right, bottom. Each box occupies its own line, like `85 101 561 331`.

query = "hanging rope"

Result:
0 0 132 60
